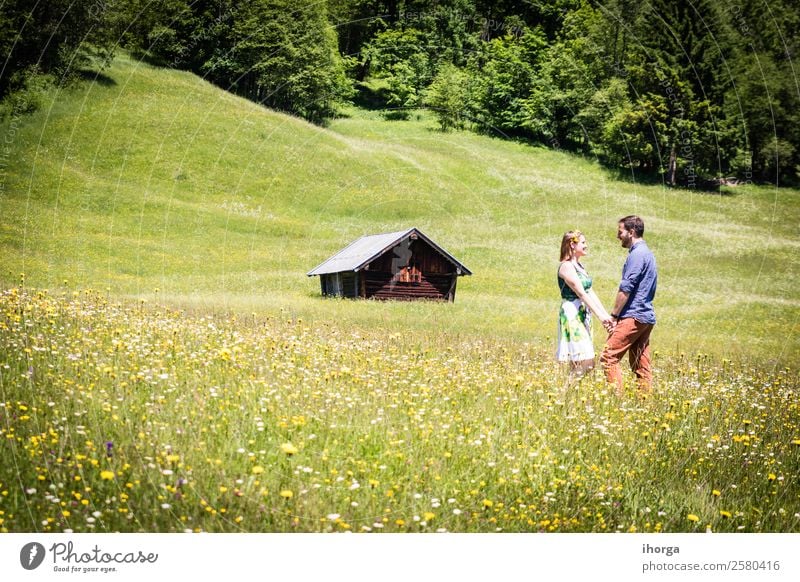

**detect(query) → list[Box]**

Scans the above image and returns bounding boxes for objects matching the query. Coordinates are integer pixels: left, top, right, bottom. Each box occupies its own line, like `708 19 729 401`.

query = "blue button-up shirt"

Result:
618 240 657 324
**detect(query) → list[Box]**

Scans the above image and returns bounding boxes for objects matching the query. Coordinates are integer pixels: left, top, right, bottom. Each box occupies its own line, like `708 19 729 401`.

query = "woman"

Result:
556 231 613 377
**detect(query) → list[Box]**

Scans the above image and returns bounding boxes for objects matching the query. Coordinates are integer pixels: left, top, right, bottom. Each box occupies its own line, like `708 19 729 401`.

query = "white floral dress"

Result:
556 264 594 362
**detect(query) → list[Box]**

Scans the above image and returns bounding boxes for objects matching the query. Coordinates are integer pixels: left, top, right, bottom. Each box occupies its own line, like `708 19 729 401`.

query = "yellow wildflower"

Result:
280 442 298 455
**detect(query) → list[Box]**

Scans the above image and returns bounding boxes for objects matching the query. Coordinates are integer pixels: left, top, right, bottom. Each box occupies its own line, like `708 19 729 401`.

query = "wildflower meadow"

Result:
1 53 798 537
1 286 798 533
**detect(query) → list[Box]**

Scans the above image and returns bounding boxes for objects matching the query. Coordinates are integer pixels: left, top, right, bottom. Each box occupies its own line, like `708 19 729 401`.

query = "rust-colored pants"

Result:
600 318 654 392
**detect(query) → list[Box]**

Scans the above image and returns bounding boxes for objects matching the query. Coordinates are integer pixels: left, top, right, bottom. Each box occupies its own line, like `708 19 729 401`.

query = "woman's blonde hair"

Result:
559 230 583 261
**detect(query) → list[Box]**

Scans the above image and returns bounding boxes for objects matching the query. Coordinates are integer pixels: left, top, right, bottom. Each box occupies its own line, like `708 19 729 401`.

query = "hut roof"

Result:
307 227 472 277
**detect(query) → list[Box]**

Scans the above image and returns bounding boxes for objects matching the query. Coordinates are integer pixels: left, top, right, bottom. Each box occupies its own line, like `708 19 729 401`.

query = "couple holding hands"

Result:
556 215 658 394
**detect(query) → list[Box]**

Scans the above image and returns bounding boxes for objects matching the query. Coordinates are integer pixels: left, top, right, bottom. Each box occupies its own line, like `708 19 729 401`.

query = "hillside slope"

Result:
1 54 798 360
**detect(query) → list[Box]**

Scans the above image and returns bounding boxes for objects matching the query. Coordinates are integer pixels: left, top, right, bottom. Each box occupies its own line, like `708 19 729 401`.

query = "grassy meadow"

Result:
1 287 798 533
0 54 799 532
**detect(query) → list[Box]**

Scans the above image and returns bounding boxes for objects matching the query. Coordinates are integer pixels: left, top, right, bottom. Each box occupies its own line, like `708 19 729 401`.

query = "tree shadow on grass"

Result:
128 49 171 69
76 69 117 87
599 165 737 196
353 81 390 111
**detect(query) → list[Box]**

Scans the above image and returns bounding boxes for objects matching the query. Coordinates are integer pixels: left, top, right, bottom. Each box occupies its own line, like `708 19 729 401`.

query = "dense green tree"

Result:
474 0 580 40
113 0 193 64
117 0 352 124
225 1 352 122
362 28 432 116
521 40 595 148
0 0 117 99
576 77 631 163
3 0 798 183
467 27 546 137
327 0 395 68
716 1 800 183
424 62 472 130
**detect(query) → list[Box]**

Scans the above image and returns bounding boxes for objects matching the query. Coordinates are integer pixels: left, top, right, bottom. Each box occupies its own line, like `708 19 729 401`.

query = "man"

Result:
601 215 657 394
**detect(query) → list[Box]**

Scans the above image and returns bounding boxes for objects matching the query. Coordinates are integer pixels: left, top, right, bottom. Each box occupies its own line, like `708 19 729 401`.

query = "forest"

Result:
2 0 799 186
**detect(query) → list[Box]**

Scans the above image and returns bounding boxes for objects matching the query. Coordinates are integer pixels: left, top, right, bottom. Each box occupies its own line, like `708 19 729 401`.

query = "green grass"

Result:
1 288 797 533
1 54 798 362
1 54 799 533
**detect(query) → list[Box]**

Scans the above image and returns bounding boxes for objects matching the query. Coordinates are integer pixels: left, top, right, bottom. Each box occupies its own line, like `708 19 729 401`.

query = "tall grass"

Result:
1 288 797 532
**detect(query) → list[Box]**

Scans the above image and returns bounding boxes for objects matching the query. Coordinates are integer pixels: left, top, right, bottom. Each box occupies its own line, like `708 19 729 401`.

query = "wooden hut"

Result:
307 227 471 302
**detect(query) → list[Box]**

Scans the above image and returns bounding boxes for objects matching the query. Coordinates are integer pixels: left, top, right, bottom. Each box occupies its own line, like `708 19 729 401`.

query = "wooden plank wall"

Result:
363 272 454 300
367 239 452 274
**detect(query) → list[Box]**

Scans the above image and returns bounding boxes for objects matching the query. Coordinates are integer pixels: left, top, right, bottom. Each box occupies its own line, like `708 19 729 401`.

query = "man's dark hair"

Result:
619 215 645 237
